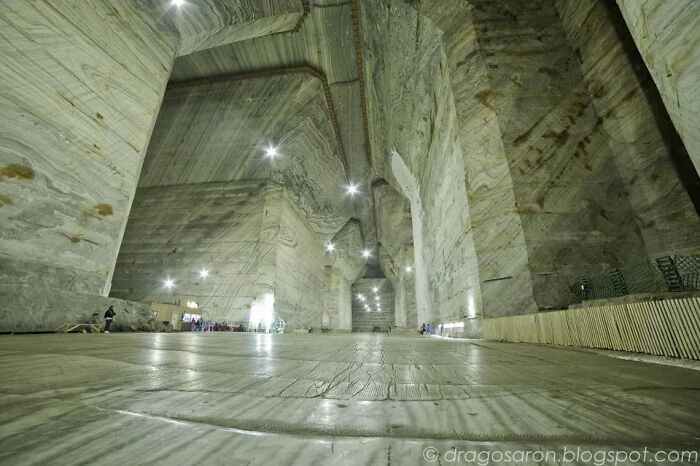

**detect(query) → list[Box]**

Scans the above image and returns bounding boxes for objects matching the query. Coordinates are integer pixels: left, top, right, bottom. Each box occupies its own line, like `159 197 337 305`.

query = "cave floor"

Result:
0 333 698 465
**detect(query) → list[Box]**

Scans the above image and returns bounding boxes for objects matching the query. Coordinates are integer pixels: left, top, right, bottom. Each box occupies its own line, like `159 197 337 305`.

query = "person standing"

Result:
427 323 432 335
420 323 426 334
104 306 116 334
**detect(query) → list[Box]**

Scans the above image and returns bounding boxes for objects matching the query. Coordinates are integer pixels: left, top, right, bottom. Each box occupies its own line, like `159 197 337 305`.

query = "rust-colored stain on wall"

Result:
0 164 35 180
62 233 81 243
474 90 494 109
93 203 114 216
0 194 13 206
537 67 560 79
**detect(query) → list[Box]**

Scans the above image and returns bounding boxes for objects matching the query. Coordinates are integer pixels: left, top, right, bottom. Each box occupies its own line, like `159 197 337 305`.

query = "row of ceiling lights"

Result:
356 286 383 313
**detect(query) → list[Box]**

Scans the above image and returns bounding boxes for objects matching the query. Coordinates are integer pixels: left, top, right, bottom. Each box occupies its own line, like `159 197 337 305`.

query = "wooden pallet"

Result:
57 323 102 333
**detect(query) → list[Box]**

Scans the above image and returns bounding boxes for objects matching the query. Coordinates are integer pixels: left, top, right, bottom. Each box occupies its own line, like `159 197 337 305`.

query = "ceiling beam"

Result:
350 0 373 170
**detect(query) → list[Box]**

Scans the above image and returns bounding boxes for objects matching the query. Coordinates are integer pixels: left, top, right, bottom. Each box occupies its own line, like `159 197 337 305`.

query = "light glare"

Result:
163 278 174 289
250 293 275 332
326 243 335 252
362 249 371 259
405 265 413 273
346 183 358 196
172 0 184 6
265 144 278 159
199 269 209 279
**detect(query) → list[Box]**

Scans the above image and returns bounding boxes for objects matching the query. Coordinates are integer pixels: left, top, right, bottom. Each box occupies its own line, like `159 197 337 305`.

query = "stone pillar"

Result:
324 267 352 330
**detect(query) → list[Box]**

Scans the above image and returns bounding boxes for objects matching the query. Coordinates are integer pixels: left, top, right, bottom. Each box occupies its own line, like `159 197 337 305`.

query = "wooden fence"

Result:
482 297 700 360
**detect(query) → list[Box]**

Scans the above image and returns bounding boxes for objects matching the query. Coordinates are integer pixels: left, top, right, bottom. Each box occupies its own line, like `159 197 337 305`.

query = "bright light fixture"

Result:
265 144 278 159
199 269 209 279
346 183 359 196
172 0 185 6
250 293 275 332
444 321 465 329
372 287 378 293
362 249 371 259
326 243 335 252
405 265 413 273
163 278 174 289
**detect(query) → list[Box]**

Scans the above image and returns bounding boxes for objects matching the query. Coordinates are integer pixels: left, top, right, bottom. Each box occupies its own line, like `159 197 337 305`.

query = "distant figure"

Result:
420 323 426 334
440 323 444 336
190 317 196 332
196 318 202 332
103 306 116 334
427 323 432 334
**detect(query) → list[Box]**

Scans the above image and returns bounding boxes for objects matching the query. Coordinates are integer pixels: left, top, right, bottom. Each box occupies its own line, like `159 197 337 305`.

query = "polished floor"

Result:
0 333 699 465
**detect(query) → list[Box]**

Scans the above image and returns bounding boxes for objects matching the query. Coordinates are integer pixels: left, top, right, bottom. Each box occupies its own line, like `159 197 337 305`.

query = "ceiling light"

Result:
362 249 371 259
199 269 209 279
326 243 335 252
264 144 278 159
357 293 364 300
346 183 359 196
163 278 174 289
405 265 413 273
172 0 185 6
372 287 378 293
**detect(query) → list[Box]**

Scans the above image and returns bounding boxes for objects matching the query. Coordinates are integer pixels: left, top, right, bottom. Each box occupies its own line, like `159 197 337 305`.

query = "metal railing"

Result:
569 255 700 302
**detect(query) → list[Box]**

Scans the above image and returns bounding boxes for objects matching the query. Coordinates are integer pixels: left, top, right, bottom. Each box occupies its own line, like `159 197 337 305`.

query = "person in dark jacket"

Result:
104 306 116 333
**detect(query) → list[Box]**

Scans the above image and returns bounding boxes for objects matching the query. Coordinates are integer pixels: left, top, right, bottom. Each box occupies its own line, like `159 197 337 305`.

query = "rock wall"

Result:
111 180 328 329
554 0 700 257
0 1 177 313
323 268 352 330
615 0 700 176
418 0 538 318
274 188 327 329
323 220 365 330
361 0 483 334
471 0 648 309
110 180 274 324
0 290 158 333
393 254 418 330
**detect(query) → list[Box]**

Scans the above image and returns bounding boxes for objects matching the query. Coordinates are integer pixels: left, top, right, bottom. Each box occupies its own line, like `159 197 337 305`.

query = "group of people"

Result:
189 318 236 332
420 322 446 336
